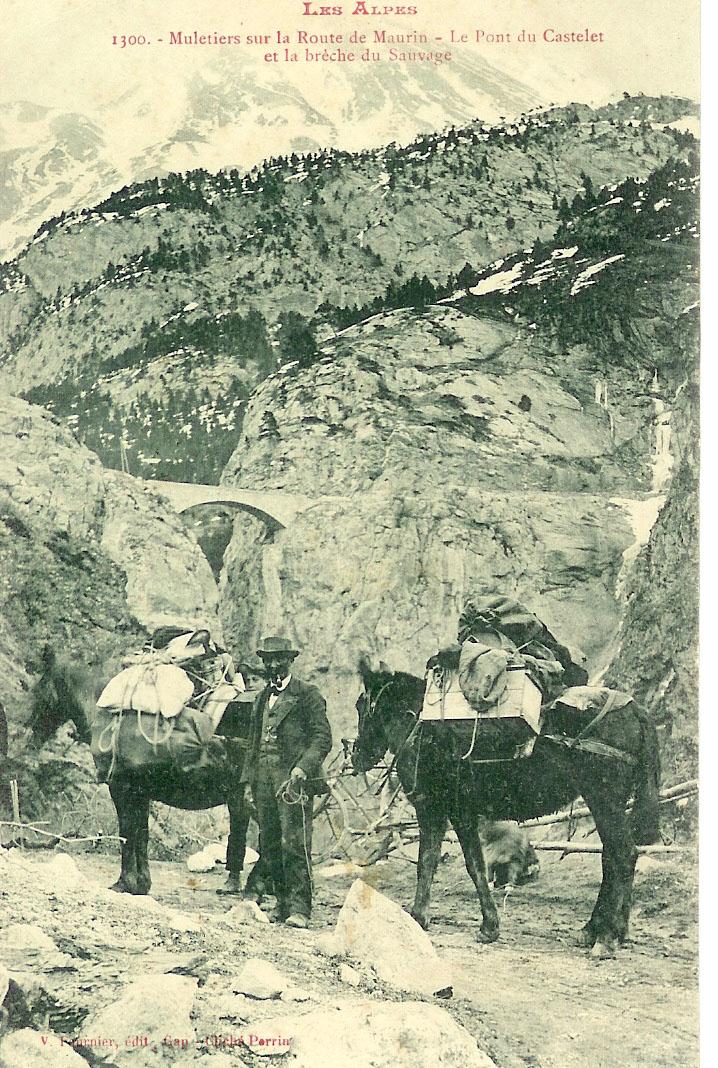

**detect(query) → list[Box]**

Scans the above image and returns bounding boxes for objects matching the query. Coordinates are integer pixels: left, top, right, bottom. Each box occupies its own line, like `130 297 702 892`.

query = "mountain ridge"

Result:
0 97 697 483
0 47 545 257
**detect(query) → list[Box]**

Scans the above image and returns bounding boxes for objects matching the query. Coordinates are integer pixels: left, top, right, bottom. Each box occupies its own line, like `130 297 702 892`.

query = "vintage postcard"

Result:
0 0 699 1065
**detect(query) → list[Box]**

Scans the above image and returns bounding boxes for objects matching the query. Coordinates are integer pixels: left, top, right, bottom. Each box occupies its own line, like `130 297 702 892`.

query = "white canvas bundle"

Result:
96 663 194 718
202 679 246 731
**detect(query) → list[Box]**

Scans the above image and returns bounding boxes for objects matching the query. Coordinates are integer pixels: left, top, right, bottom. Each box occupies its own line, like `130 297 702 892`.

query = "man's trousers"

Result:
253 755 313 919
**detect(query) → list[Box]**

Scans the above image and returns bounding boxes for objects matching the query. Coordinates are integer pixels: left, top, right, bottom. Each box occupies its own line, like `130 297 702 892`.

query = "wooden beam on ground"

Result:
531 841 691 855
521 779 698 829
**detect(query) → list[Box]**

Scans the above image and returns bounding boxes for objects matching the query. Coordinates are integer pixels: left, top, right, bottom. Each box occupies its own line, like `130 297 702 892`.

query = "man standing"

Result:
242 636 332 928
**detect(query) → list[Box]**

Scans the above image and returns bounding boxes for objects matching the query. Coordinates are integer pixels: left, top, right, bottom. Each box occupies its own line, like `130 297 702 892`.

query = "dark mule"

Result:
352 660 661 957
29 648 261 897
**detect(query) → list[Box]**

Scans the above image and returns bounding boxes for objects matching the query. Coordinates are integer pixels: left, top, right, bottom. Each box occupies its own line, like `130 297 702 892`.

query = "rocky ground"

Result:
0 836 698 1068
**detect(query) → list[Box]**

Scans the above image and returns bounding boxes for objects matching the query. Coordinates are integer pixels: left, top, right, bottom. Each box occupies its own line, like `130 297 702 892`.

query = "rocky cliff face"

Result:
605 374 699 780
0 394 220 640
218 305 666 733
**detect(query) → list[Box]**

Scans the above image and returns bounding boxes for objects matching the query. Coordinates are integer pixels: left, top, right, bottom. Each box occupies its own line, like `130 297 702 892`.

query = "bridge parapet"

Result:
143 479 318 530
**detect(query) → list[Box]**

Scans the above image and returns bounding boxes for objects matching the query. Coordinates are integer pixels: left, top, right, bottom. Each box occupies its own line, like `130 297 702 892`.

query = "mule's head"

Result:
29 646 93 747
352 656 425 773
351 657 389 773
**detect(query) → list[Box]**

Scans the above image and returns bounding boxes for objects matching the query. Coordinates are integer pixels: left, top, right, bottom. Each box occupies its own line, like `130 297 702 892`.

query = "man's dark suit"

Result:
242 676 332 919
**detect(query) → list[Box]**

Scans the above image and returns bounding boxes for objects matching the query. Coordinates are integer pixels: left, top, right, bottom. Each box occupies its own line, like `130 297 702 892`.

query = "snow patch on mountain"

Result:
570 255 625 295
0 49 541 256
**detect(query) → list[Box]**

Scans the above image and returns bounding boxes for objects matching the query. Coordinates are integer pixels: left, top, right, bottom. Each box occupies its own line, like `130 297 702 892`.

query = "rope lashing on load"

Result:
136 706 176 748
276 777 310 806
97 709 123 781
460 713 480 761
542 691 637 765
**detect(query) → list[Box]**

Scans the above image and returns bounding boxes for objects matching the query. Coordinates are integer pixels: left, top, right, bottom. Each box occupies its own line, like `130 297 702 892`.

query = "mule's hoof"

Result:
108 880 134 894
477 926 500 944
577 925 595 948
410 910 429 930
590 940 616 959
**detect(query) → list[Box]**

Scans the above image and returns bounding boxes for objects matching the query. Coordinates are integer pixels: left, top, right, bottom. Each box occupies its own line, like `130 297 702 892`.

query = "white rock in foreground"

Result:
256 1001 497 1067
187 842 227 873
314 861 363 879
281 987 311 1003
168 912 202 933
232 959 287 999
188 842 258 874
0 924 57 953
334 879 453 997
339 963 362 987
41 853 89 892
83 973 197 1060
0 1029 89 1067
218 901 270 926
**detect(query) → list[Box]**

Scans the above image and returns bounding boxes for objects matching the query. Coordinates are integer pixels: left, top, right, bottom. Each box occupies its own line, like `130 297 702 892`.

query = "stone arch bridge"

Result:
143 479 321 530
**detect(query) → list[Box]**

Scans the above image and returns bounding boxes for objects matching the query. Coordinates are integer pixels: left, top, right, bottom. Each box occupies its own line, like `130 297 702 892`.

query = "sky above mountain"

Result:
0 0 699 257
3 0 699 116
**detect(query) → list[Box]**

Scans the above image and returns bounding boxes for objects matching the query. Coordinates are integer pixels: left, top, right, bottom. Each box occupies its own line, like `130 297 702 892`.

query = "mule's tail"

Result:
632 717 661 845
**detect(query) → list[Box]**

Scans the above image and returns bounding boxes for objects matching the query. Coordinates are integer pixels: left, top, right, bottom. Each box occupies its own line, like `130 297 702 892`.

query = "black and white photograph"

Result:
0 0 700 1064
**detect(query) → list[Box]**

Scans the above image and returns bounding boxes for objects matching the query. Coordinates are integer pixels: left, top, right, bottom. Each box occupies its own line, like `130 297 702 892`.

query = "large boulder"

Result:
0 1029 89 1067
254 1001 497 1067
332 879 453 997
231 959 288 1000
82 973 197 1062
0 925 57 953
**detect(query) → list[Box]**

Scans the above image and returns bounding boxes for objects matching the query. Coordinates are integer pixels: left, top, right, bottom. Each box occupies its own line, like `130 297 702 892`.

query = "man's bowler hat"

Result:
256 636 300 660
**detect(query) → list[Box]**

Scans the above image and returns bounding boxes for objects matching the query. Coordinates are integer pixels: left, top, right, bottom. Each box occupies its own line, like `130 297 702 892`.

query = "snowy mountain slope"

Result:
0 100 695 406
449 155 699 338
0 49 541 257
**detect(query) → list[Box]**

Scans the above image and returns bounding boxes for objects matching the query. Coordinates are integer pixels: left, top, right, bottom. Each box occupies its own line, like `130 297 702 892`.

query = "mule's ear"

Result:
378 660 392 674
191 629 212 652
357 654 375 686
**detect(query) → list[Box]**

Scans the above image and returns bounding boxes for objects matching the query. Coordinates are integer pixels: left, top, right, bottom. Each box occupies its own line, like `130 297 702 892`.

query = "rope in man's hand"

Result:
276 776 309 805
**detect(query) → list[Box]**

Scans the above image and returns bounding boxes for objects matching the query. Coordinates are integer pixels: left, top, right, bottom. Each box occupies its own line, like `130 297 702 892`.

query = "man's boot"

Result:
216 872 242 896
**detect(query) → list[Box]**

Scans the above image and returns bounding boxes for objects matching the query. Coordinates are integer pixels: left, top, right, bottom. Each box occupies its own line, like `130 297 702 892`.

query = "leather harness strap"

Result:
542 690 637 766
573 689 622 743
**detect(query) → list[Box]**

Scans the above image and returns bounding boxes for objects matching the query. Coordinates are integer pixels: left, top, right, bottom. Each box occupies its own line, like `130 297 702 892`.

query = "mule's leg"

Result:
410 802 447 929
581 783 637 958
134 795 151 895
218 800 250 895
452 819 500 943
243 834 275 902
108 779 140 894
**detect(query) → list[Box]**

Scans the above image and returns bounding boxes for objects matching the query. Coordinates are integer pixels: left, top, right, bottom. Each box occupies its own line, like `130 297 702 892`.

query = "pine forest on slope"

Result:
0 44 544 258
0 94 698 481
